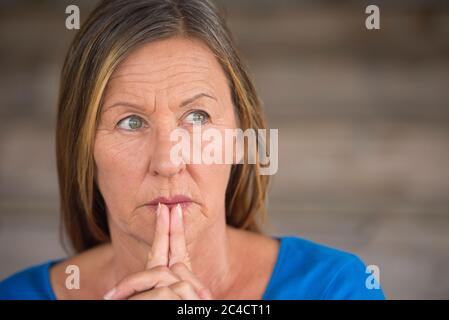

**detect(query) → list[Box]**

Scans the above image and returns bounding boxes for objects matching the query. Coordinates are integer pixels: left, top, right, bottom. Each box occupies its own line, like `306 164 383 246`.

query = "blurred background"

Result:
1 0 448 299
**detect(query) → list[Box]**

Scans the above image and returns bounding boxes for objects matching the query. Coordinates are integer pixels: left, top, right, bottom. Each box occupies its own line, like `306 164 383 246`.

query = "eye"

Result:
117 115 145 130
184 110 210 125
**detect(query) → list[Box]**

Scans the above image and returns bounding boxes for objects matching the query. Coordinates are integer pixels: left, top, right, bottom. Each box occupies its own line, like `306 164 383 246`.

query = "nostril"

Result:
150 158 185 178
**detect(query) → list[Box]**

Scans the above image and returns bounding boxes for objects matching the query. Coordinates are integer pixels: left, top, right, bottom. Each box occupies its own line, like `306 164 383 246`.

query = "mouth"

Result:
145 195 194 211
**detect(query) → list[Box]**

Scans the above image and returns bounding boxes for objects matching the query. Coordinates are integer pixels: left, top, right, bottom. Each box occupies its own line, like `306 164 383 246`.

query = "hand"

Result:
104 203 213 300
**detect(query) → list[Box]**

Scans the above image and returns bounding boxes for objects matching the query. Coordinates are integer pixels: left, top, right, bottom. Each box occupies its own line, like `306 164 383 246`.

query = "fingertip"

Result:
159 203 170 221
160 203 169 213
169 205 179 228
176 203 183 220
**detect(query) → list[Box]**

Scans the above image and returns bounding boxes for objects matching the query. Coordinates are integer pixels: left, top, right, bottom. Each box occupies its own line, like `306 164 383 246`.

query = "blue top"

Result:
0 236 385 300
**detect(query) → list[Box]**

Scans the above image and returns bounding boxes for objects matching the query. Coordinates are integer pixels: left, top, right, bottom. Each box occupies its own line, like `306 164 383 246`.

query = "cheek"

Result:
189 126 236 213
190 163 231 211
94 133 150 214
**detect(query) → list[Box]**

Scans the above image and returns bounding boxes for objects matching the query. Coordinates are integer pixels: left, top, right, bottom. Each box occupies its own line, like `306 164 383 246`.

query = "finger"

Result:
128 286 182 300
104 266 180 300
146 203 170 269
169 280 201 300
170 262 213 300
168 204 191 269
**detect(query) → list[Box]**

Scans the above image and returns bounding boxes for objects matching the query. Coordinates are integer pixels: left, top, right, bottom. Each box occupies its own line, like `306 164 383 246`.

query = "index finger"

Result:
146 203 170 269
168 204 191 269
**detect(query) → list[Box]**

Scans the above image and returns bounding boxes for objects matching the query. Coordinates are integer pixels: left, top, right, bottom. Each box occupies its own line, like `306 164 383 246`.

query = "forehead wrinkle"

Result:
124 51 209 62
103 83 148 106
108 73 218 101
102 84 154 114
104 64 229 116
104 78 218 111
110 58 211 81
110 64 210 82
105 48 228 113
116 53 212 69
104 84 147 100
107 61 214 99
108 70 212 89
158 79 219 101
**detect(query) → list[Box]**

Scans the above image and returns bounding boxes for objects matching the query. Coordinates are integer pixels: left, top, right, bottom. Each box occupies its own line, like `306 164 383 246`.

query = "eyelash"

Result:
116 114 147 131
182 109 210 126
115 109 211 131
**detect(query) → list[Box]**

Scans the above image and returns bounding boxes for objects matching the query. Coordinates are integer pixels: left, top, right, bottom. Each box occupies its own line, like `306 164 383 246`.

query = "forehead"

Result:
106 37 229 102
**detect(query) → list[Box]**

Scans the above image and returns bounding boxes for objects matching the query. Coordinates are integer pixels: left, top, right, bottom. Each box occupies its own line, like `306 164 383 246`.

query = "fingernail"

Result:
103 287 116 300
177 203 182 220
157 202 161 216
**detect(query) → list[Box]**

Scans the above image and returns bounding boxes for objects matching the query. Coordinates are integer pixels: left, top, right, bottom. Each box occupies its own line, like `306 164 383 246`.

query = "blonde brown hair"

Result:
56 0 270 253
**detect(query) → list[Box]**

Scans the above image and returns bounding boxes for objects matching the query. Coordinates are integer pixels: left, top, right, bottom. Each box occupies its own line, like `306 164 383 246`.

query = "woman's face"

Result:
94 37 237 245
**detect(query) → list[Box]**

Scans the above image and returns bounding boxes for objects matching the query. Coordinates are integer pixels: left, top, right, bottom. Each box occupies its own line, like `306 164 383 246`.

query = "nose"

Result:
149 126 186 178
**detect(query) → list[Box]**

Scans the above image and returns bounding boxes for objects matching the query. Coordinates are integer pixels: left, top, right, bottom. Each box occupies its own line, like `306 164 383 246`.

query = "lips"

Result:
145 195 193 211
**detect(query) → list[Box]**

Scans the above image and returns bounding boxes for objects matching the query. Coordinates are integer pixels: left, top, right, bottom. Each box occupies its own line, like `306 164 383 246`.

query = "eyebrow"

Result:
179 93 217 108
103 92 217 112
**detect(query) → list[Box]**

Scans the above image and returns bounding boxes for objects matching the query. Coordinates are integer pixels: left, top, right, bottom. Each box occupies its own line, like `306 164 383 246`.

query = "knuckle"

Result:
115 270 148 292
115 274 136 291
170 262 186 272
154 265 170 274
158 286 173 296
175 280 192 291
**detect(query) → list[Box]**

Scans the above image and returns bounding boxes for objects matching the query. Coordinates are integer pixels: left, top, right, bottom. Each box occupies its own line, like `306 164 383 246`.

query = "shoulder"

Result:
0 260 61 300
264 236 386 300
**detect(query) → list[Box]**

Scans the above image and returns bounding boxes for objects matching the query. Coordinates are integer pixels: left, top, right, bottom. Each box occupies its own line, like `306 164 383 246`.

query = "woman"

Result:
0 0 384 300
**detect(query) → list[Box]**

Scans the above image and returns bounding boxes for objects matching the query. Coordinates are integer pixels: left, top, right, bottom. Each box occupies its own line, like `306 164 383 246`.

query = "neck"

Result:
106 216 241 299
